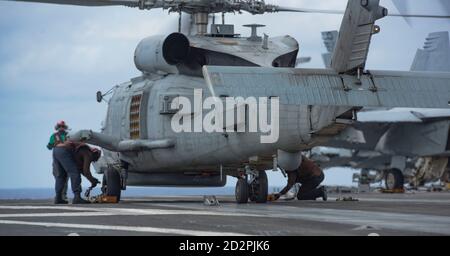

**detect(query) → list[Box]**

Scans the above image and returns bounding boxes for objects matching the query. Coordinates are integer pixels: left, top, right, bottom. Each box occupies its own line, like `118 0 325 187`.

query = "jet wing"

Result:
410 109 450 121
321 31 338 69
203 66 450 109
358 108 450 123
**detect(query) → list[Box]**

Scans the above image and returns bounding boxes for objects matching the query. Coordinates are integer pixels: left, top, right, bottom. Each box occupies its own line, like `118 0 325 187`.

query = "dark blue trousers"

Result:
53 161 68 198
53 147 82 195
297 172 325 200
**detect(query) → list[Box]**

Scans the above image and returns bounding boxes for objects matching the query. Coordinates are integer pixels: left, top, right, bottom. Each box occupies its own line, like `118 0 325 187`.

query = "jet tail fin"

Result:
331 0 387 74
411 31 450 72
321 31 338 68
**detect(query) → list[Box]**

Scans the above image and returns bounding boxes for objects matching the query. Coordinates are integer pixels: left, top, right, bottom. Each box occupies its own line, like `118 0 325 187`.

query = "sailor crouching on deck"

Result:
72 143 101 189
47 121 90 205
273 156 327 201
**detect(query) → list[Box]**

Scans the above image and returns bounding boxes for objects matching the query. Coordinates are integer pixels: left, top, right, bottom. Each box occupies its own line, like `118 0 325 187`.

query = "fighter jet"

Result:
312 30 450 190
4 0 450 203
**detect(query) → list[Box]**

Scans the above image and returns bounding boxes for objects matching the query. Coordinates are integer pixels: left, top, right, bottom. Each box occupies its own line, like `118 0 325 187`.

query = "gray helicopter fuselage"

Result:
97 33 346 176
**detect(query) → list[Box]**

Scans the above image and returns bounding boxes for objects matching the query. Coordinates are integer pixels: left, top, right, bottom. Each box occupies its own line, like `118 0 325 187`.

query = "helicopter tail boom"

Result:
203 66 450 109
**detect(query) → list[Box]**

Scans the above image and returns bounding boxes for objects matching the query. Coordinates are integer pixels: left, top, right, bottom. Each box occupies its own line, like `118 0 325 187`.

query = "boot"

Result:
54 194 68 205
72 193 90 204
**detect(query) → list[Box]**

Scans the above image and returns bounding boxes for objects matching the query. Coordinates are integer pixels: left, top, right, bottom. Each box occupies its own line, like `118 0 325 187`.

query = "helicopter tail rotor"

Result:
274 3 450 20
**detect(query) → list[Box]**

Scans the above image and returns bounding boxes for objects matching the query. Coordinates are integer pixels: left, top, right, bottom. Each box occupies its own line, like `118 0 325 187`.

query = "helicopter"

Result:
4 0 450 203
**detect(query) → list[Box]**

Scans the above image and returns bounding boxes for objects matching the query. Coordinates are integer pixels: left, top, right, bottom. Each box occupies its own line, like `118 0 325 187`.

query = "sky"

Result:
0 0 449 189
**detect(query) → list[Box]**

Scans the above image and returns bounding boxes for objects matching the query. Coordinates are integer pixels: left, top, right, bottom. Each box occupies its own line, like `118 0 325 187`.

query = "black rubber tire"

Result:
385 169 404 190
255 171 268 204
101 174 107 194
235 178 249 204
105 169 122 201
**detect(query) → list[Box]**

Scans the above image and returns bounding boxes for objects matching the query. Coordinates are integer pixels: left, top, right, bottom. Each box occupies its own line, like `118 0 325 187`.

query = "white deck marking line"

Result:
0 206 105 211
0 212 116 218
102 207 259 217
154 203 450 235
0 220 249 236
0 205 259 218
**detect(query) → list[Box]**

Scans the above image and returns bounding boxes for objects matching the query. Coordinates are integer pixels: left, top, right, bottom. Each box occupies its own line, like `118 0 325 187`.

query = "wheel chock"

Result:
89 194 119 204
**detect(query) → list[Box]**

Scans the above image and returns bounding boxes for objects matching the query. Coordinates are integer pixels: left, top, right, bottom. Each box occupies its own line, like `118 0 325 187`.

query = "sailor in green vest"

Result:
47 121 89 204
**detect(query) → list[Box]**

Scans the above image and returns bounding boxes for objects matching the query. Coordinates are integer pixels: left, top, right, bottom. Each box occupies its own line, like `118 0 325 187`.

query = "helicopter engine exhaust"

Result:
134 33 190 74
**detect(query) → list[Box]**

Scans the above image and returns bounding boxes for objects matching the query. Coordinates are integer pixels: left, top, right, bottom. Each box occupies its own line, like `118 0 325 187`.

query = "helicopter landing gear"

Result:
235 167 268 204
235 178 249 204
102 163 128 202
102 169 122 202
384 168 404 191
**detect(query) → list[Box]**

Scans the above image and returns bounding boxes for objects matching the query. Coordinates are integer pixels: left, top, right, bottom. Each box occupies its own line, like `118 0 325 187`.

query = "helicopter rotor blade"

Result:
391 0 450 23
270 6 344 15
387 13 450 19
272 5 450 20
4 0 450 20
2 0 142 7
439 1 450 13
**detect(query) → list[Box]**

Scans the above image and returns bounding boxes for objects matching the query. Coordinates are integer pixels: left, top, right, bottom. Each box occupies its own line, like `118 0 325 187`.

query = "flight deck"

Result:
0 192 449 236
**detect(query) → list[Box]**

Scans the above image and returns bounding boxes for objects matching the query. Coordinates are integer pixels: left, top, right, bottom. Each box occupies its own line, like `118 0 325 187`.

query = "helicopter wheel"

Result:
235 177 249 204
385 169 404 190
249 171 268 204
103 168 122 201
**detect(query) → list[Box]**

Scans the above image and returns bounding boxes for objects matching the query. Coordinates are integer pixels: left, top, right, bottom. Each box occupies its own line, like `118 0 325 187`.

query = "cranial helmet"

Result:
55 120 68 131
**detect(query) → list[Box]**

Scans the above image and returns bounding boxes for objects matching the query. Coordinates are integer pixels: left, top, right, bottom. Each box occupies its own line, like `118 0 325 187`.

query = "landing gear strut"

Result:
235 167 268 204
